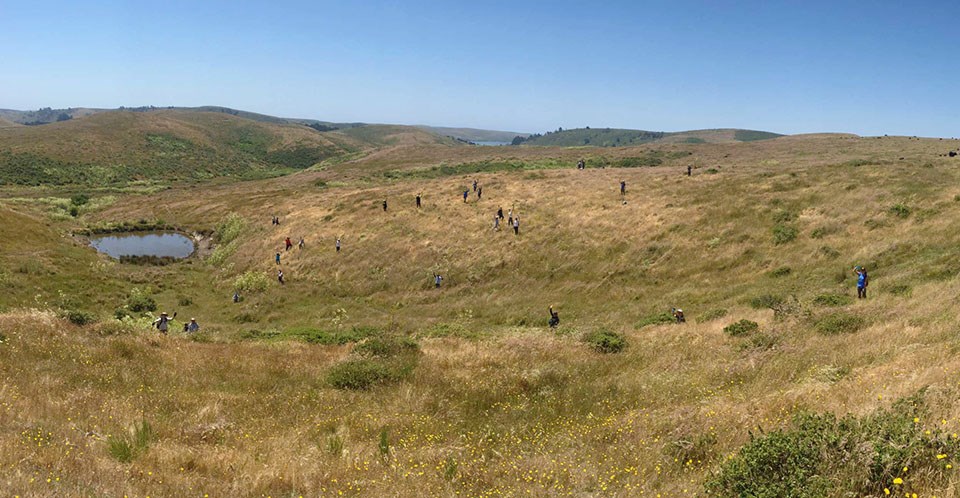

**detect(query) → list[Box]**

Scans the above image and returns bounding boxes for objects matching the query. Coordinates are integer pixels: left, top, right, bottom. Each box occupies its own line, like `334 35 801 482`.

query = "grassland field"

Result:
4 133 960 496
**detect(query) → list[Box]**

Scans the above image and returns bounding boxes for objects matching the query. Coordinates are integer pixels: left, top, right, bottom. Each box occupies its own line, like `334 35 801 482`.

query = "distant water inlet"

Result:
89 232 195 260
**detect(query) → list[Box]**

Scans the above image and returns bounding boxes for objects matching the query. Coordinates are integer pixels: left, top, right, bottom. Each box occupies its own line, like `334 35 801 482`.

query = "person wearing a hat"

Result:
153 312 173 334
187 318 200 333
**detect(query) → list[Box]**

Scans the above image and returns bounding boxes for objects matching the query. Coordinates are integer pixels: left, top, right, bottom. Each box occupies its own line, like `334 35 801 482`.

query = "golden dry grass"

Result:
5 135 960 495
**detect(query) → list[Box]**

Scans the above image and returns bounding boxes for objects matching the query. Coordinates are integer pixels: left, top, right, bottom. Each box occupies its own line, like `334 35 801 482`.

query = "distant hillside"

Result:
0 109 454 186
513 127 783 146
416 126 528 144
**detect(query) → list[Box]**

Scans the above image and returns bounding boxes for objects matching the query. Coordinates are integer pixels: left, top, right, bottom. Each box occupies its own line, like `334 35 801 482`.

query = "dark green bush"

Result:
772 223 798 245
889 203 911 218
706 394 958 497
815 313 865 335
582 329 627 353
724 320 760 337
63 310 97 326
327 359 392 390
126 290 157 313
812 293 853 307
769 266 791 277
70 193 90 206
354 335 420 358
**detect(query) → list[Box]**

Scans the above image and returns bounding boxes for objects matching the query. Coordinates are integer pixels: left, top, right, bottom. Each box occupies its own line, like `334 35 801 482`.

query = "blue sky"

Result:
1 0 958 136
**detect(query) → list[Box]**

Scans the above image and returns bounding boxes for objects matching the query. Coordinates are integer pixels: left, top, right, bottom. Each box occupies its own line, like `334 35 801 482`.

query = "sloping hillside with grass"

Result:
5 135 960 496
515 126 784 146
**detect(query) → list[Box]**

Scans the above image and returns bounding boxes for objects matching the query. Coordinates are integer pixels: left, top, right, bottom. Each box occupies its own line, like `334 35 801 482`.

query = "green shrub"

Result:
290 326 378 345
815 313 865 335
635 312 675 328
889 203 911 218
326 359 392 390
63 310 97 326
812 293 853 307
582 329 627 353
354 335 420 358
818 245 840 259
750 294 784 309
215 213 246 244
233 271 268 293
769 266 791 277
706 394 959 498
107 419 153 463
706 168 719 174
772 223 798 244
126 288 157 313
724 320 760 337
696 308 728 323
70 193 90 206
810 225 834 239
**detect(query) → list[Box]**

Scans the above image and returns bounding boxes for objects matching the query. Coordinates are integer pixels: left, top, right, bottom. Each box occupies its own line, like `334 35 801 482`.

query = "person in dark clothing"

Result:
477 185 482 200
336 237 341 253
416 192 422 208
672 308 685 323
463 189 469 203
548 306 560 328
434 273 443 288
472 179 478 192
285 237 293 251
278 269 285 285
497 206 504 220
620 181 626 196
383 199 388 211
275 252 281 265
233 291 241 303
687 165 692 176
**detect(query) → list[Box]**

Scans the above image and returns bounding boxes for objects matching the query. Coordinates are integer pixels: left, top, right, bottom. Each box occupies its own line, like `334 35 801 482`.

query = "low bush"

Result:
126 288 157 313
769 266 791 277
582 329 627 353
354 335 420 358
326 359 393 390
107 420 153 463
62 309 97 326
772 223 798 245
815 313 865 335
233 271 268 293
706 394 958 497
812 293 853 307
889 203 911 218
724 320 760 337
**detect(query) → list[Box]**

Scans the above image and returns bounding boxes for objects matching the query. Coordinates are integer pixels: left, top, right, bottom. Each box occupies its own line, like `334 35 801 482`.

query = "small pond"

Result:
89 232 195 260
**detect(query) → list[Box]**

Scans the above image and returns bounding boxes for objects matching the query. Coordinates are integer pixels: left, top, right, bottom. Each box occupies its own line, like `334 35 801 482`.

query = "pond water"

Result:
89 232 195 259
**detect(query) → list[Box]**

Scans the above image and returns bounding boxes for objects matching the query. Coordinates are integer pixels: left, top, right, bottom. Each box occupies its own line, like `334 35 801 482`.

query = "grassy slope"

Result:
6 135 960 495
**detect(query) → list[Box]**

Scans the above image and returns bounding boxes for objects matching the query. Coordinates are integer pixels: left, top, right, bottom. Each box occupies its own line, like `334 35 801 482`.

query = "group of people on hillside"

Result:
156 159 875 335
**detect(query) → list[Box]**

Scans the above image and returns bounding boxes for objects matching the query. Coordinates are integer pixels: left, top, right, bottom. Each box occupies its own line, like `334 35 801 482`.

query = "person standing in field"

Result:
463 189 469 203
336 237 341 253
497 206 504 220
275 252 281 265
687 165 692 176
298 237 304 250
434 273 443 288
508 208 513 227
416 192 422 208
513 216 520 235
548 306 560 327
477 185 483 200
472 179 478 192
153 312 173 335
383 199 388 211
187 318 200 333
620 180 626 197
278 269 285 285
285 237 293 251
855 266 869 299
493 214 500 231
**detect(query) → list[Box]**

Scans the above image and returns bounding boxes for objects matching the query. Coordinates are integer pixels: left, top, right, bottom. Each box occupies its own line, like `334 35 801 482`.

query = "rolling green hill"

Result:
0 109 456 186
416 125 528 143
514 126 784 146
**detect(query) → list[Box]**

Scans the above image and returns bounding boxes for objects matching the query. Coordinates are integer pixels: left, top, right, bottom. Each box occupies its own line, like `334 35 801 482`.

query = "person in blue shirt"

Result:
855 266 869 299
463 189 469 203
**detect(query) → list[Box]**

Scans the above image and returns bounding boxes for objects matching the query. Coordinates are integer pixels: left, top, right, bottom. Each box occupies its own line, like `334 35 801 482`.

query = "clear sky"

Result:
2 0 958 136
